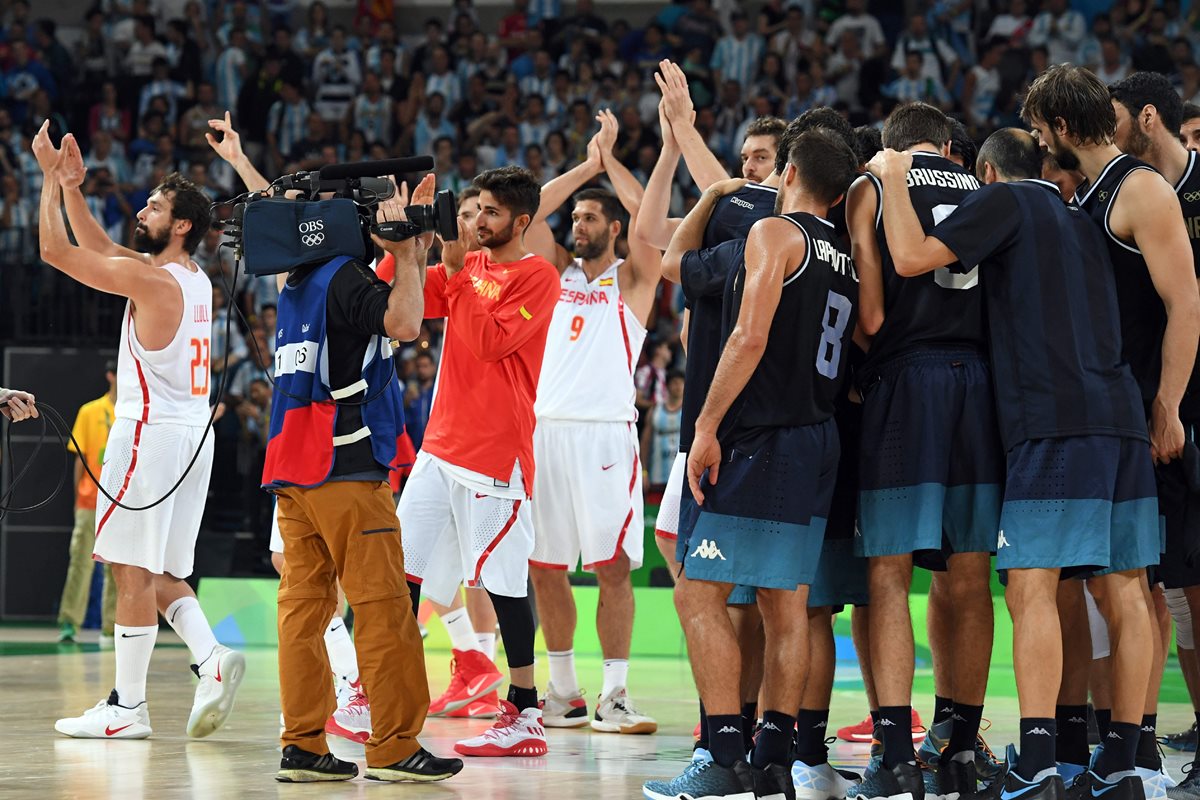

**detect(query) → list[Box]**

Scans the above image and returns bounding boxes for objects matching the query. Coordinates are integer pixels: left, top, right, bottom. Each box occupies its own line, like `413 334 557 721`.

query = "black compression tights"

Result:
406 582 536 670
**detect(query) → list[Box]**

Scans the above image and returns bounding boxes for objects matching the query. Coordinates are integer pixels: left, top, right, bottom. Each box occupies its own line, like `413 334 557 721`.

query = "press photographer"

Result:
219 124 463 780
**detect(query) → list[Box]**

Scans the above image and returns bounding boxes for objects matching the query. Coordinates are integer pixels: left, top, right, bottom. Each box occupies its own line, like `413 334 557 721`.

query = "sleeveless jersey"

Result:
719 212 859 445
115 261 213 427
535 259 647 422
1074 153 1163 405
1175 150 1200 420
864 151 985 370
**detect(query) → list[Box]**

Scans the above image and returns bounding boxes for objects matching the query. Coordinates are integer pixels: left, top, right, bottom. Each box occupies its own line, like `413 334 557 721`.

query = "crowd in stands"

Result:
7 0 1200 536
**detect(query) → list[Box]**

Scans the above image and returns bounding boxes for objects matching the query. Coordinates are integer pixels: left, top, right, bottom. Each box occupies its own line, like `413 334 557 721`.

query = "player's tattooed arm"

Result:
1114 169 1200 463
687 217 793 504
661 177 747 283
869 149 957 276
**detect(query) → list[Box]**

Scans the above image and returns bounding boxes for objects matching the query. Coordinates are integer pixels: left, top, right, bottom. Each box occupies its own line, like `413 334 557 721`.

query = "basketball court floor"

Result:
2 625 1195 800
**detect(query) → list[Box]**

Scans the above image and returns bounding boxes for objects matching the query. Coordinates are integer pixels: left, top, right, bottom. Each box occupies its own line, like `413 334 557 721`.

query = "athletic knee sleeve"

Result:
488 590 535 670
1166 587 1194 649
1084 583 1111 659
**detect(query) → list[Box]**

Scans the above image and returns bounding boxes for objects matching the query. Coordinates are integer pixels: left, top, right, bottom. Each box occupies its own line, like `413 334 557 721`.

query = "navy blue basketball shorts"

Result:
681 421 838 591
808 537 869 609
677 477 757 604
810 402 868 608
997 435 1159 576
857 349 1004 568
1154 435 1200 589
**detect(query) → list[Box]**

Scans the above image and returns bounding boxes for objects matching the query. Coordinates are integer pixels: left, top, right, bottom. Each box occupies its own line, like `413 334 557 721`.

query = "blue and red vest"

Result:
261 256 407 489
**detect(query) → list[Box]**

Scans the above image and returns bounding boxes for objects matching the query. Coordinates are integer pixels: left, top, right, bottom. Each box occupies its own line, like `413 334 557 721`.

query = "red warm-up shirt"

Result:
386 249 559 494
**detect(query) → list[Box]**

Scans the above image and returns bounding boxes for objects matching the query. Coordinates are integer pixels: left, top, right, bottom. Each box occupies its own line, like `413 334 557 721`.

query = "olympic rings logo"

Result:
301 232 325 247
1184 191 1200 202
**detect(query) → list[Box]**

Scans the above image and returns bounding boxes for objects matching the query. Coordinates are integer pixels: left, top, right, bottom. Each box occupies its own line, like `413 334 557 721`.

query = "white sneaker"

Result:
187 644 245 738
540 682 589 728
325 687 371 744
591 687 657 734
1138 765 1178 800
793 759 863 800
55 690 152 739
454 700 549 757
333 674 358 709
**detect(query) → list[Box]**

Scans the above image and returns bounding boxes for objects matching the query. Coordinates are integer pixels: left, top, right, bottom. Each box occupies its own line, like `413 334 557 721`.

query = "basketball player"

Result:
647 129 860 800
1111 70 1200 798
395 166 560 758
1024 64 1200 795
518 110 662 734
0 388 37 421
35 125 246 740
846 103 1002 800
1182 103 1200 152
870 124 1157 800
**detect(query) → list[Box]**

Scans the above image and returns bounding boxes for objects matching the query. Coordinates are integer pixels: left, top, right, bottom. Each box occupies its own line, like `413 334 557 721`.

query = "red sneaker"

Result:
835 709 926 743
447 690 500 719
454 700 548 757
429 649 504 716
325 687 371 744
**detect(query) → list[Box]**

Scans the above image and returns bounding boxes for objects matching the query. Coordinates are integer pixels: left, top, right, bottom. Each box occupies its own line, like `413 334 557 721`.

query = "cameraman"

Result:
247 161 461 780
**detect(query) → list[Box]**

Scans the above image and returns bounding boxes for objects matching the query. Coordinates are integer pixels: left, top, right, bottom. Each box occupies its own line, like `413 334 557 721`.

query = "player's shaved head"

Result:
977 128 1043 182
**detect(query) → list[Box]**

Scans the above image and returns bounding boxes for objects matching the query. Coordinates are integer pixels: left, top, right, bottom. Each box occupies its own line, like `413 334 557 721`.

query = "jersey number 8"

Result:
816 291 852 379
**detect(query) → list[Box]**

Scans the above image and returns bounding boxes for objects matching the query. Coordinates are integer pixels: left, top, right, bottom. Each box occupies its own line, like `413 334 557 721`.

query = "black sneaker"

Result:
732 760 782 799
995 769 1065 800
276 745 358 782
365 748 464 782
856 760 927 800
1161 723 1199 753
939 756 979 800
1064 770 1145 800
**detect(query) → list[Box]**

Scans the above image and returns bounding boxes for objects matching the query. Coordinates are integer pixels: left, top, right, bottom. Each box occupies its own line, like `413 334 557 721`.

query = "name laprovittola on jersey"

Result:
1174 150 1200 419
534 259 647 422
719 212 859 445
865 151 984 369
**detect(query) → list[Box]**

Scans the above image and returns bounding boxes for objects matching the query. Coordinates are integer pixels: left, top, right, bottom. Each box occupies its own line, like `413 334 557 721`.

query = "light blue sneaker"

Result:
919 720 954 768
643 750 754 800
793 759 861 800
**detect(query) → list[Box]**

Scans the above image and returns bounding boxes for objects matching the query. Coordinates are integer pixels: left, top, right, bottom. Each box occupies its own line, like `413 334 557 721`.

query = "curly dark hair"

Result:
1110 71 1184 136
153 172 210 254
473 166 541 221
776 107 857 176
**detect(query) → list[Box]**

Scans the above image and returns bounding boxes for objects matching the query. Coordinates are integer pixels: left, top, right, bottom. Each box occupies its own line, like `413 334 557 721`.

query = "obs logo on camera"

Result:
299 219 325 248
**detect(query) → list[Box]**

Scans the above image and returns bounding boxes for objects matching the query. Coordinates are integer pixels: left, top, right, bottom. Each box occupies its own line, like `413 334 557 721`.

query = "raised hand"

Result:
440 216 472 277
206 111 245 165
595 108 619 158
409 172 436 207
655 60 695 125
58 134 87 189
31 120 63 176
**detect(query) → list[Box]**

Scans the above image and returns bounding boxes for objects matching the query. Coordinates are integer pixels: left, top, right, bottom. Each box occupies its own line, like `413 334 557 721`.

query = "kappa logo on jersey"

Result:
690 539 726 560
730 196 755 210
997 530 1010 549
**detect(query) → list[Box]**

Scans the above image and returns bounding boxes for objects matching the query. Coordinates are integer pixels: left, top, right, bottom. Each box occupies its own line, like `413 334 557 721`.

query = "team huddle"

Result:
24 52 1200 800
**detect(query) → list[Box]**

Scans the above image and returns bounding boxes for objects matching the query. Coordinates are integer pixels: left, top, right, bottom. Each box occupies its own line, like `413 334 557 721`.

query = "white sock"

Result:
442 607 482 652
601 658 629 697
164 596 219 665
477 632 496 661
114 623 158 706
548 649 579 694
324 615 359 682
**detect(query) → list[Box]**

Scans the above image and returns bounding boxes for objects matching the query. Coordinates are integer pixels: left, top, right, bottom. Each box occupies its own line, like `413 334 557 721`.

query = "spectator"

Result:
635 24 673 77
138 58 191 126
963 39 1006 133
518 94 552 148
825 0 887 59
85 131 130 188
828 29 867 110
1077 14 1115 72
0 174 35 265
413 93 455 157
712 10 765 91
635 338 673 425
447 149 480 195
349 71 394 146
266 81 310 170
771 8 818 82
76 9 113 96
89 82 132 144
124 15 167 86
312 26 362 124
1095 36 1132 84
215 28 250 116
404 351 437 451
1027 0 1087 65
424 47 463 109
32 20 73 98
409 18 447 76
366 20 405 76
519 50 555 99
891 13 960 88
4 39 57 124
498 0 533 61
786 66 837 119
673 0 724 63
986 0 1033 47
883 51 952 110
294 0 331 59
640 369 684 486
164 19 203 87
269 27 307 87
211 283 248 377
753 52 789 107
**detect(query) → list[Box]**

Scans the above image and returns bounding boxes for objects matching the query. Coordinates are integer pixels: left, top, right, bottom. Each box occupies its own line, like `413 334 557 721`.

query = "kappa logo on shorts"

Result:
690 539 726 560
997 530 1010 549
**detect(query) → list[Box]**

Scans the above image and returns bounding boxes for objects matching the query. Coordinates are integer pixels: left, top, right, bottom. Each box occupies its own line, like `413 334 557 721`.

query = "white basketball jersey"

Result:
535 259 647 422
115 262 213 426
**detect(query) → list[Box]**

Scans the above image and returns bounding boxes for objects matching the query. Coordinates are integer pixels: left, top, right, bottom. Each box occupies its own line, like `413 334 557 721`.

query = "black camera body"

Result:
372 189 458 243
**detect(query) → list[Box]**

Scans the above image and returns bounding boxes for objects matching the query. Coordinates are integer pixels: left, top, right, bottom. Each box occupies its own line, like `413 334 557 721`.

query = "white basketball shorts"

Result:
529 420 644 572
654 452 687 541
397 451 534 606
269 500 284 553
94 418 214 577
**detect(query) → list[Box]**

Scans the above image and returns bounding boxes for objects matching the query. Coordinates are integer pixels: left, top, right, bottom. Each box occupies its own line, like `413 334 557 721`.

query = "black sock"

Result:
1095 708 1112 739
947 702 983 757
1136 714 1159 768
1016 717 1056 781
1055 704 1091 767
741 702 757 754
507 684 538 712
796 709 831 765
880 705 915 768
697 701 709 751
1095 721 1140 777
753 710 796 768
709 714 744 768
933 695 955 727
406 581 421 618
870 708 880 726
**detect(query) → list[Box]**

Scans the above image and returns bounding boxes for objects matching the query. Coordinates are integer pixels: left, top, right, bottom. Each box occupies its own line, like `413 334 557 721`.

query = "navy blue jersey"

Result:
679 238 746 451
718 213 860 447
702 183 779 249
1174 151 1200 420
1074 154 1163 406
930 179 1147 450
864 151 986 370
